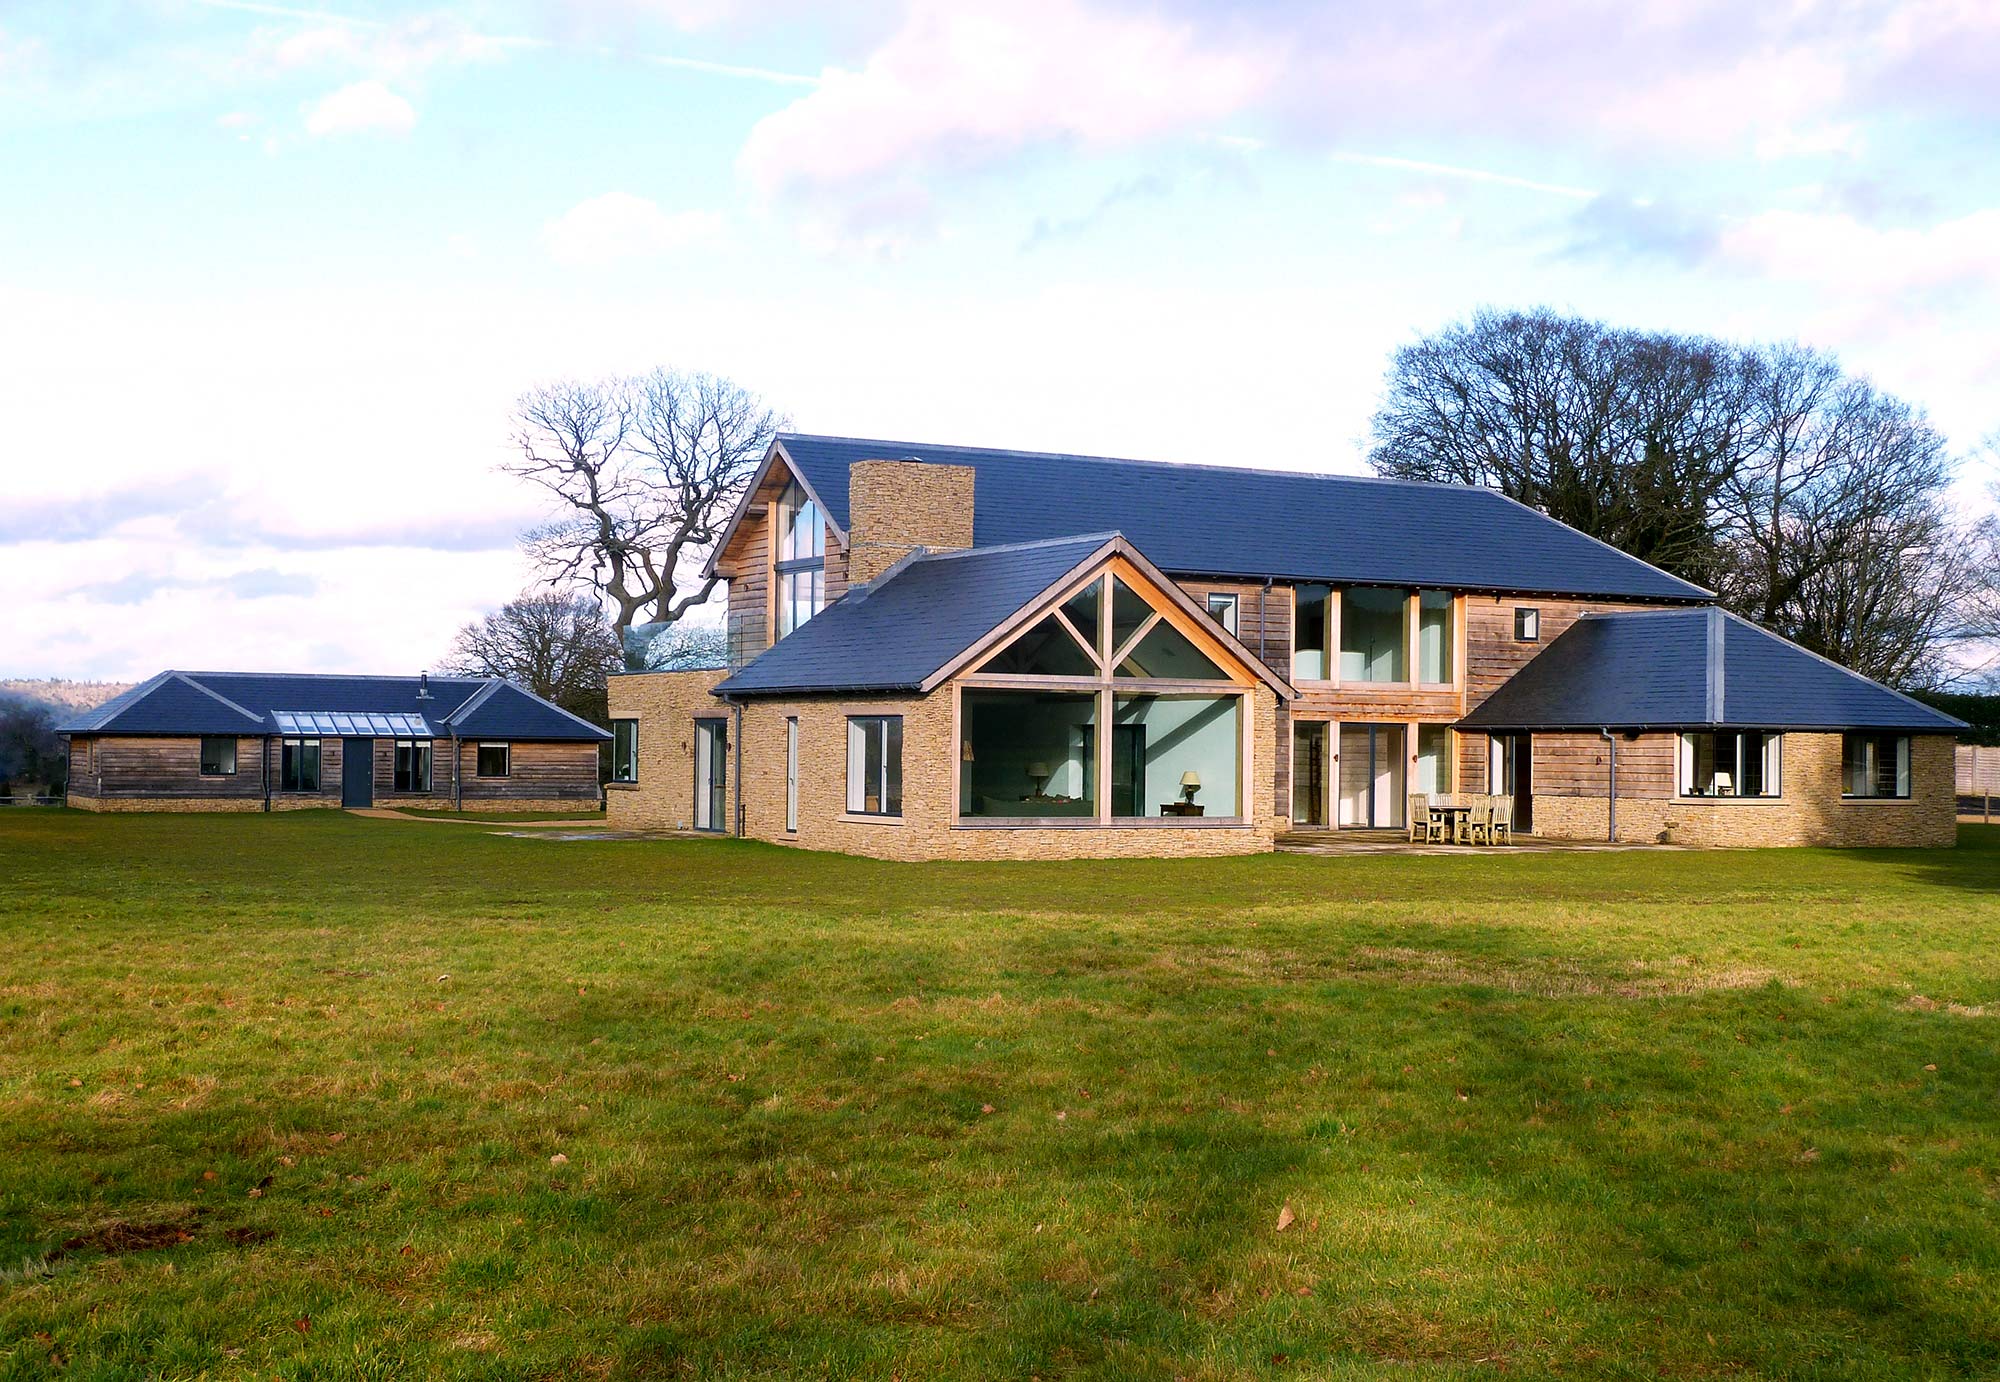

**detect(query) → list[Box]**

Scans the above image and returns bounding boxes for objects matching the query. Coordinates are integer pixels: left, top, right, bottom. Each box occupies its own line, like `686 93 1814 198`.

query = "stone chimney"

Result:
847 458 976 584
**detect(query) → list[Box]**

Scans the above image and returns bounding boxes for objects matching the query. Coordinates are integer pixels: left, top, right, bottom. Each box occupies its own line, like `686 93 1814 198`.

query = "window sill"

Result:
839 812 906 826
1838 796 1915 805
1672 795 1788 805
954 817 1252 830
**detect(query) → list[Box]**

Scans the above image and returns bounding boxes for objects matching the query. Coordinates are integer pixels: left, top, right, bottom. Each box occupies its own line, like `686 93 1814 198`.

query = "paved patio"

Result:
1276 828 1685 855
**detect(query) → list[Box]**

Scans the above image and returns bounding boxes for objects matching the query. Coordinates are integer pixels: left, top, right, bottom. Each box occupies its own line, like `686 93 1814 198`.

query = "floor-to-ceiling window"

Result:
775 482 825 638
694 718 727 831
959 568 1256 824
1340 588 1408 683
1338 723 1406 827
1417 591 1454 684
1293 584 1329 681
1292 721 1329 827
1415 724 1453 794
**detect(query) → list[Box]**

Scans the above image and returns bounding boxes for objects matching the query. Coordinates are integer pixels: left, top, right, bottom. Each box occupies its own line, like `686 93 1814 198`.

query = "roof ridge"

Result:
778 431 1496 493
170 669 480 682
912 531 1123 562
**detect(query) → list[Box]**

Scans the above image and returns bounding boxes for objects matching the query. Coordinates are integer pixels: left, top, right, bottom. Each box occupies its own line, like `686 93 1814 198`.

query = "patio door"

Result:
1338 723 1405 828
1291 721 1329 827
1488 733 1533 831
694 718 727 832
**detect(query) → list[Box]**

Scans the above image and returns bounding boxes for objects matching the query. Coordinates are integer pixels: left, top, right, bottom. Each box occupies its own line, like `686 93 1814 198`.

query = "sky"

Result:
3 0 1998 681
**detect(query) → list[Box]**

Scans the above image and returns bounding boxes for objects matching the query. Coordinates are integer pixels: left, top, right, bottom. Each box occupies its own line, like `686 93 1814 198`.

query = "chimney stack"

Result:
847 457 976 583
417 670 432 700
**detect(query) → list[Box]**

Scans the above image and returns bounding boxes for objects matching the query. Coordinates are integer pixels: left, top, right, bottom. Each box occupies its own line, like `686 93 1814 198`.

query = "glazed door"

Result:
694 719 727 831
1291 721 1328 827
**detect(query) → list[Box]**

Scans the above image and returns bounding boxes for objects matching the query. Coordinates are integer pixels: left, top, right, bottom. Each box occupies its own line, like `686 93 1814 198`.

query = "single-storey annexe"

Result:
60 671 608 812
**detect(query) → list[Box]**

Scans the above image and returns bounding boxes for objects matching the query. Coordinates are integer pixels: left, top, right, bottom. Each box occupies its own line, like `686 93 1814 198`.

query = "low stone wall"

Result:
1532 732 1957 848
67 795 269 814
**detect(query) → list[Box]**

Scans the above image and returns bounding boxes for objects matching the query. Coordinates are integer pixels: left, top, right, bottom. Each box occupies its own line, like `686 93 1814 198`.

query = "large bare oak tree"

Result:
507 369 786 650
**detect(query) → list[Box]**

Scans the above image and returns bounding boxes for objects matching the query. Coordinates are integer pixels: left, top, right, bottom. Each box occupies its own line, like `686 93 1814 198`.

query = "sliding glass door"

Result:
1338 723 1406 828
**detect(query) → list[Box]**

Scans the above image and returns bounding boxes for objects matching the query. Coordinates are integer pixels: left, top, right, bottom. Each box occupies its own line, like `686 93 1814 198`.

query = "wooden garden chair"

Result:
1489 794 1514 845
1459 795 1493 845
1407 793 1430 844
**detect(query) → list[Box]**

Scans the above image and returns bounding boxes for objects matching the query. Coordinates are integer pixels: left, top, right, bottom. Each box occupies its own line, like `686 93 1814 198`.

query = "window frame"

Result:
784 717 799 833
476 742 511 778
1677 730 1783 800
1841 732 1912 800
1206 592 1239 636
393 738 433 793
1515 607 1541 642
199 735 237 776
610 719 639 784
773 481 827 638
280 737 321 792
845 715 903 819
954 562 1260 828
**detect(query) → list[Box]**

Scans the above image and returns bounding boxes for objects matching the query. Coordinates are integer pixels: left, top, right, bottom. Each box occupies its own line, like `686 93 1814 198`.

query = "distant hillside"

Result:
0 679 136 712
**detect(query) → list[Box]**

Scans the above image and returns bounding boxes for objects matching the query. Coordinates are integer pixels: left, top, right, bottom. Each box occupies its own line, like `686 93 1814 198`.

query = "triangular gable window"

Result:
1116 619 1228 680
976 612 1097 676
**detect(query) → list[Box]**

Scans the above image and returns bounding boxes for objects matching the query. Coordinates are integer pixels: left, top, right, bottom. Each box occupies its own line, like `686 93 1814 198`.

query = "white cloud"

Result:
739 0 1274 217
303 80 417 137
542 193 723 266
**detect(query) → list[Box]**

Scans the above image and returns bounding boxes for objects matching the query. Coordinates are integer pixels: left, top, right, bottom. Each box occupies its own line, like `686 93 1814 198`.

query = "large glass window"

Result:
1113 693 1241 818
1109 577 1153 658
846 716 902 816
1415 724 1453 793
281 737 321 791
959 691 1097 819
394 739 433 792
1293 584 1329 680
1842 733 1910 799
775 481 826 637
1417 591 1454 684
199 736 236 776
1340 587 1408 683
1115 619 1228 680
611 721 638 783
1679 731 1781 798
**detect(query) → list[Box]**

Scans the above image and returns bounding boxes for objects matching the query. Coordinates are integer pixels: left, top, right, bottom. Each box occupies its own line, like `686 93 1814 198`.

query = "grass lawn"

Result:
2 814 1997 1380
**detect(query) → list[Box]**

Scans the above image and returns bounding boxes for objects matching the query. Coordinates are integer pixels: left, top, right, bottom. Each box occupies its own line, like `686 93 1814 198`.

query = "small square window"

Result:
477 743 510 777
1206 592 1239 636
199 736 236 776
1514 607 1541 641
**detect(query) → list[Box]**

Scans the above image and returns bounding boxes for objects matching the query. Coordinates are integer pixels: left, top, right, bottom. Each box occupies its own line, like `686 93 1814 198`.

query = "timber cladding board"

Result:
74 736 268 799
454 740 602 803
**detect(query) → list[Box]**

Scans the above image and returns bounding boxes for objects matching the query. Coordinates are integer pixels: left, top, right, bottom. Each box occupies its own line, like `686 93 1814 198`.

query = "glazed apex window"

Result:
199 736 236 776
846 716 903 817
280 737 321 792
776 481 826 638
611 720 638 784
1842 733 1910 799
394 739 433 793
1679 731 1782 798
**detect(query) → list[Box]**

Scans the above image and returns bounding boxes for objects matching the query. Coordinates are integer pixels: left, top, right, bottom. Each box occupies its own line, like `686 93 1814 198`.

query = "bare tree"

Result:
1371 309 1983 687
440 590 622 721
628 620 730 671
508 369 785 643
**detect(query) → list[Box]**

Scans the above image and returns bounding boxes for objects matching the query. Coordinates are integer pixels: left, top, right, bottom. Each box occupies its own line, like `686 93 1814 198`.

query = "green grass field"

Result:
2 812 1996 1380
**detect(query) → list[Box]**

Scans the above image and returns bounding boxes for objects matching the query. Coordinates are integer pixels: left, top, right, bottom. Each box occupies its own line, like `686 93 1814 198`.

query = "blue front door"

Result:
342 738 374 807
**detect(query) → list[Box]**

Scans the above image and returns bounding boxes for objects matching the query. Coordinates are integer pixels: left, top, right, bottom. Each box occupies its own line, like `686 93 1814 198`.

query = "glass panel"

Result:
1110 577 1152 656
1207 593 1238 635
959 690 1098 819
1292 721 1328 827
1338 723 1406 827
1340 588 1408 683
1416 724 1453 793
978 613 1097 676
1115 618 1229 680
1112 693 1241 818
200 737 235 775
1061 578 1103 659
862 720 884 813
1683 732 1780 797
884 717 903 816
778 567 824 637
612 722 637 783
477 744 509 777
1843 733 1907 798
784 719 798 832
1293 584 1328 680
1418 591 1454 683
780 483 824 562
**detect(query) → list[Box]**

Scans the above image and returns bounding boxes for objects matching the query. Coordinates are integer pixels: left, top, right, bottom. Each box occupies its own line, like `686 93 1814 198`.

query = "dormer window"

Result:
776 481 825 637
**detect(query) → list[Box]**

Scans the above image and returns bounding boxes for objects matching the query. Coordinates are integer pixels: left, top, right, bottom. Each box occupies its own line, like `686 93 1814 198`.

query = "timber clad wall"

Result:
1529 731 1957 847
455 741 601 805
719 466 847 662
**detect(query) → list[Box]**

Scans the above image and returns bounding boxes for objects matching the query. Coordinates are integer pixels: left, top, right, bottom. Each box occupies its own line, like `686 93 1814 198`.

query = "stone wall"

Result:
847 459 975 584
604 668 1277 860
605 669 732 832
1530 731 1957 848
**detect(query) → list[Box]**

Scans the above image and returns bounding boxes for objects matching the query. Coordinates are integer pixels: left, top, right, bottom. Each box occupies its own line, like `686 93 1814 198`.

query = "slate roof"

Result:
714 535 1117 696
58 671 610 741
758 433 1711 602
1458 609 1969 733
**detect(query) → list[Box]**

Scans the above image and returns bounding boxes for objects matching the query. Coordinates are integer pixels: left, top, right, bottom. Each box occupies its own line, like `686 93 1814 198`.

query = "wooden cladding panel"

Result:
84 736 267 799
456 740 601 802
1533 732 1676 799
